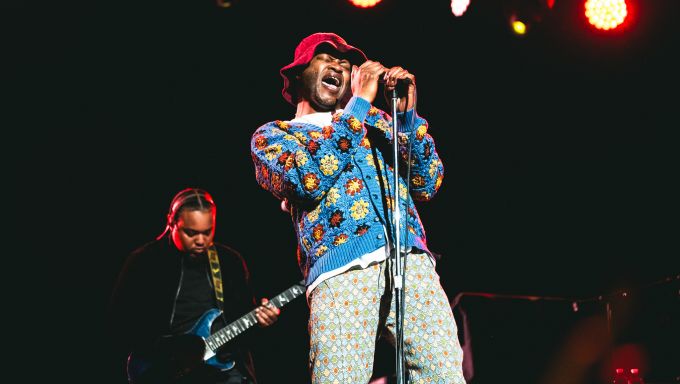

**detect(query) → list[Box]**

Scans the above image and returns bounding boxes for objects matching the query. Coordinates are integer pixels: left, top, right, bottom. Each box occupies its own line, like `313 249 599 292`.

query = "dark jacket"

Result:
109 237 258 383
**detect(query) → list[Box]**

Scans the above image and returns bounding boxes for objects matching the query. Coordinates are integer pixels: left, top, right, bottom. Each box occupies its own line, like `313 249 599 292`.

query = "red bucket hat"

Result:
280 32 368 105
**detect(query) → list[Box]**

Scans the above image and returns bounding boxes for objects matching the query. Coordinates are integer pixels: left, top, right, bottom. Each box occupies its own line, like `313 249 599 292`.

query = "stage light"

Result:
504 0 554 37
585 0 628 30
607 344 648 384
612 368 627 384
451 0 471 17
215 0 239 8
349 0 382 8
511 17 528 35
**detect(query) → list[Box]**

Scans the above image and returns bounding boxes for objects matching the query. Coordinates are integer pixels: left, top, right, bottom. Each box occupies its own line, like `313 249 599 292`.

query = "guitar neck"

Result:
205 281 305 352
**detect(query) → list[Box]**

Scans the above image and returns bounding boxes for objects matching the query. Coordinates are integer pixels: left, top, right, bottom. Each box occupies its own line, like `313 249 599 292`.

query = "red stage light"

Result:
585 0 628 30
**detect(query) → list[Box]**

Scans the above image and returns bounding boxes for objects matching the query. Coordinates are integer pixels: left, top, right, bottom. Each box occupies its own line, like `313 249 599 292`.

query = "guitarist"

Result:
109 188 280 384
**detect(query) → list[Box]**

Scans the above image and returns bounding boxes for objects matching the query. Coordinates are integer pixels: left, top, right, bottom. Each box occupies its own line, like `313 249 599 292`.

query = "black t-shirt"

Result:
171 254 220 332
170 253 232 360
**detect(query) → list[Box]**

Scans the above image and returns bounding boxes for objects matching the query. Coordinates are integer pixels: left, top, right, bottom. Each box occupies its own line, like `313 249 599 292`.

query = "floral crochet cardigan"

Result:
251 96 444 286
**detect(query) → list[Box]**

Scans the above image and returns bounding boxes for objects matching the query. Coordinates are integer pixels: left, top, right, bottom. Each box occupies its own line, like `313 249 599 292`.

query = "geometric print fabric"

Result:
308 253 466 383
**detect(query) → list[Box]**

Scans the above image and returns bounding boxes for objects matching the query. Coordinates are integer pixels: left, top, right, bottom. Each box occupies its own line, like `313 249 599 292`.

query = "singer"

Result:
250 32 465 384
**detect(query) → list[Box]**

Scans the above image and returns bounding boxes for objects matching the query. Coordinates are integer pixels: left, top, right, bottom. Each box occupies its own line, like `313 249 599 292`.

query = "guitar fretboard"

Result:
205 281 305 352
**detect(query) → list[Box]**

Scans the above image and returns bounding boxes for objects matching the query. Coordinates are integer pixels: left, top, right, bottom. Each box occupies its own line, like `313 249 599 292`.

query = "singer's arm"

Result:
250 97 371 205
365 64 444 202
399 115 444 202
364 107 444 202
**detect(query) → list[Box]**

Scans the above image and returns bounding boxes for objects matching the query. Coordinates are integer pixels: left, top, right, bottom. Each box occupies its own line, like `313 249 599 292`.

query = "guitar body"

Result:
126 281 305 384
127 309 234 384
189 309 236 371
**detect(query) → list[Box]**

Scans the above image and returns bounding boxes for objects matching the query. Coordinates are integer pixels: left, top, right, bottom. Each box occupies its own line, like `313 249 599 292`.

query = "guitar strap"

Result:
207 246 225 310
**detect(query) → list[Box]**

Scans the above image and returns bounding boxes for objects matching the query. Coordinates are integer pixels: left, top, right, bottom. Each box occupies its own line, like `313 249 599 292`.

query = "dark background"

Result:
6 0 678 383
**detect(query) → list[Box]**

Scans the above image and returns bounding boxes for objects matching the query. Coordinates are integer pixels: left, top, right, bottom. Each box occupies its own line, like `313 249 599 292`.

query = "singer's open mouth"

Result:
321 74 341 91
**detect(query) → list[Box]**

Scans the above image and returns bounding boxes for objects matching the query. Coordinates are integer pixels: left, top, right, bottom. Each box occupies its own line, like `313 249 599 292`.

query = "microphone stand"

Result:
389 87 407 384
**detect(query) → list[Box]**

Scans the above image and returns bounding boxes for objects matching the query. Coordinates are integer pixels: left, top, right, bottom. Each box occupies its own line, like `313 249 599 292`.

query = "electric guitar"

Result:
127 280 306 384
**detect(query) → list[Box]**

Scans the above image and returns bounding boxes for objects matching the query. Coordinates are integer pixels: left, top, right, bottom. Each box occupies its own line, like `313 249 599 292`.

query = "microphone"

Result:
380 77 412 97
379 77 412 85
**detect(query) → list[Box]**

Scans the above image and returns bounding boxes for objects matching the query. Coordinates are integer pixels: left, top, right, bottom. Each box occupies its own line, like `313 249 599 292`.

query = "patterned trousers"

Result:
308 252 466 384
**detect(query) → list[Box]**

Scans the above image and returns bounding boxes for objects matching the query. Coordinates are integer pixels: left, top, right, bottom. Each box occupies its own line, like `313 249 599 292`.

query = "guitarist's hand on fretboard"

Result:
254 297 280 327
